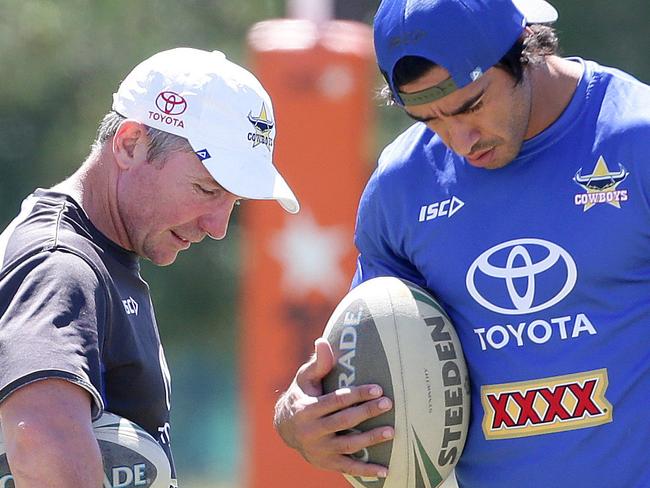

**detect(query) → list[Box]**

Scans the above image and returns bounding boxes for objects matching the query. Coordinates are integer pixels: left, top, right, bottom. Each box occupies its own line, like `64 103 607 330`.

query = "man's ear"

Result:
112 120 149 170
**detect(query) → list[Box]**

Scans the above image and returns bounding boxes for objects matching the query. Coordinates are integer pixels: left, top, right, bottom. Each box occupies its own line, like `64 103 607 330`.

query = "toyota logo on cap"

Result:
155 91 187 115
466 238 577 315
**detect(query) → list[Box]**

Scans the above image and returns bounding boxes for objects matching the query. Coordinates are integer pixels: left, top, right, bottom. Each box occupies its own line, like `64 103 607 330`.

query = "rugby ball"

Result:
0 411 174 488
322 277 470 488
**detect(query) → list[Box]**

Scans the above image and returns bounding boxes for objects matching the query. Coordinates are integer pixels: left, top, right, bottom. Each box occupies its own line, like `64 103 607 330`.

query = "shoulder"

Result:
591 60 650 95
587 60 650 127
365 123 449 195
1 191 112 279
1 192 110 299
578 60 650 168
376 122 435 176
1 251 105 302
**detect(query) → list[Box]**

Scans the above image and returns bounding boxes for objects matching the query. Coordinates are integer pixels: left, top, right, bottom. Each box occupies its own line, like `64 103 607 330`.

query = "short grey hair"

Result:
92 111 194 164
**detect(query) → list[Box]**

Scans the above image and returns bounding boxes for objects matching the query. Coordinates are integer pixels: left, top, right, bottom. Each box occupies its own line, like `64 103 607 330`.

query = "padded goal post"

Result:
241 18 376 488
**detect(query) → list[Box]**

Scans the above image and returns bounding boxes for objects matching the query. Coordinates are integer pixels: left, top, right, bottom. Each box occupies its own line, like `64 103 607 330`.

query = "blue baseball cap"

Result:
374 0 558 106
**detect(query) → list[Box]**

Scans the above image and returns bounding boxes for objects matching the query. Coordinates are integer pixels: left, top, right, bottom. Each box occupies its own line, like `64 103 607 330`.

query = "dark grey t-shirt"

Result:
0 189 175 476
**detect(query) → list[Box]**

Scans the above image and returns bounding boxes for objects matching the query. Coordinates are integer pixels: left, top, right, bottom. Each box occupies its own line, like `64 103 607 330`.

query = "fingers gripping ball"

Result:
0 411 174 487
322 277 470 488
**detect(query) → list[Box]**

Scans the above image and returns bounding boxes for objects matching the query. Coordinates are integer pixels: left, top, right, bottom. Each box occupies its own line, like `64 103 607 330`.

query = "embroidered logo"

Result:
148 91 187 129
155 91 187 115
481 369 612 440
195 149 211 161
573 156 629 211
388 30 426 49
247 103 274 151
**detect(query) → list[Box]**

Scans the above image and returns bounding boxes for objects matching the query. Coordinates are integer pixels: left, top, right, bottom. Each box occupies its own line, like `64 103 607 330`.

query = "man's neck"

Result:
52 150 134 251
525 56 584 139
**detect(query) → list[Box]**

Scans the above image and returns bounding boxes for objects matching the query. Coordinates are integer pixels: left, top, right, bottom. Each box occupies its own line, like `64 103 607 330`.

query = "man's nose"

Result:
199 196 238 240
445 119 481 157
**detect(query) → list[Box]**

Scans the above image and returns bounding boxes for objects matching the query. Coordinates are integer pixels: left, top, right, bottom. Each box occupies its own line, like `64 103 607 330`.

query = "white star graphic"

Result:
270 210 349 297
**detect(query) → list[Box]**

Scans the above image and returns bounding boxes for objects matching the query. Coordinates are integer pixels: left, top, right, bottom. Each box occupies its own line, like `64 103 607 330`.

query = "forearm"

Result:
8 428 103 488
0 378 103 488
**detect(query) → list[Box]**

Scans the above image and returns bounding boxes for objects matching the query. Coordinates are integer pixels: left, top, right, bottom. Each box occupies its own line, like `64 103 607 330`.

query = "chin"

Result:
484 146 520 170
146 250 180 267
140 238 181 266
155 255 179 267
483 158 513 170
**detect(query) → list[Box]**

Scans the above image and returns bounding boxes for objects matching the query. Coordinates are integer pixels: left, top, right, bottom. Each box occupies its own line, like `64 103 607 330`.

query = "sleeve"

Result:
0 250 107 417
351 169 426 289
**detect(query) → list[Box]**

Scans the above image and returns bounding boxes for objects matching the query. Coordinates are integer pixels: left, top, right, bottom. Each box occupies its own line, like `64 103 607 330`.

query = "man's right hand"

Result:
273 338 394 479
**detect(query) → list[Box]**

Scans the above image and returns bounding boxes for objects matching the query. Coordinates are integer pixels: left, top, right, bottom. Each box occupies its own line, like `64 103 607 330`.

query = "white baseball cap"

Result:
112 47 300 214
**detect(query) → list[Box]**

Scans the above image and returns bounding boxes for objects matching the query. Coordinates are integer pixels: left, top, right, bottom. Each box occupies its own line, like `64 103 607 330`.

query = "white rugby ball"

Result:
322 277 470 488
0 411 173 488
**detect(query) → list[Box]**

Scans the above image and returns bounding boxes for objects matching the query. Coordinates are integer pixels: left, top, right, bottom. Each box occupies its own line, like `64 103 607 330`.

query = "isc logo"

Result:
418 196 465 222
122 297 139 316
481 369 612 440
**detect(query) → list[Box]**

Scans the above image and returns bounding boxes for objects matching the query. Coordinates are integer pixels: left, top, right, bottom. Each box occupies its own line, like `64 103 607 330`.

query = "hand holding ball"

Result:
322 277 470 488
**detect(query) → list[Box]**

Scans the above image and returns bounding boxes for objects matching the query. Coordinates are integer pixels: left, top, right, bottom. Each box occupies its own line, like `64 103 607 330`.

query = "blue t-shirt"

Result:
353 59 650 487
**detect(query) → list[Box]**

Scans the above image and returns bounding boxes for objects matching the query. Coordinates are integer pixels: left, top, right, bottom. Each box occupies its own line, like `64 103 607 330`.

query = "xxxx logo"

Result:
481 369 612 440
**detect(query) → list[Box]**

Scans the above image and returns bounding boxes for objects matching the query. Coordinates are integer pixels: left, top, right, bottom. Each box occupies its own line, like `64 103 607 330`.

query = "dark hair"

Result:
381 25 559 104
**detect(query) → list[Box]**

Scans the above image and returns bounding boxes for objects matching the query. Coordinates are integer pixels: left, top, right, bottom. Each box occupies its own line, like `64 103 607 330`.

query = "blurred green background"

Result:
1 1 648 486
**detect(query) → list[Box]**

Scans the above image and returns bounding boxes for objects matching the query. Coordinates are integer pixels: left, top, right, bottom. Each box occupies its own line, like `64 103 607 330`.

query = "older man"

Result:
0 48 298 487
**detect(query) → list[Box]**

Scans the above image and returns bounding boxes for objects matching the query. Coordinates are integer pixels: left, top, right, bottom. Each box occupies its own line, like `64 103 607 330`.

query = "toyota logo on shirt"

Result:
155 91 187 115
466 238 577 315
